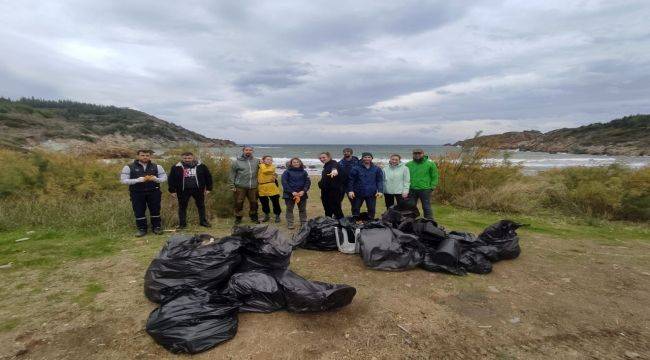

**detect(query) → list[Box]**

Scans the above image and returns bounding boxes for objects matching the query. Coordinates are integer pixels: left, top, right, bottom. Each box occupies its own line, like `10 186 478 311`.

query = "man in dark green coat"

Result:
405 148 439 220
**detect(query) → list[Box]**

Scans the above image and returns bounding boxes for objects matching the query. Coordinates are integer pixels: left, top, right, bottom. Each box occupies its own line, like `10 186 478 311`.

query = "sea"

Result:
209 144 650 175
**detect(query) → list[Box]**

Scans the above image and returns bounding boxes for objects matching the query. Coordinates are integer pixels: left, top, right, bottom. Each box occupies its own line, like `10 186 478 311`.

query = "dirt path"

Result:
1 223 649 359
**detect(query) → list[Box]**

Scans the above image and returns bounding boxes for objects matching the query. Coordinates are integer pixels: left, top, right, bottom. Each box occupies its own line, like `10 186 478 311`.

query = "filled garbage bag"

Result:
477 220 524 261
358 227 424 271
381 203 420 228
272 269 356 313
225 271 286 313
233 225 292 271
146 289 239 354
421 237 466 275
411 219 446 248
291 216 339 251
144 234 242 303
459 251 493 274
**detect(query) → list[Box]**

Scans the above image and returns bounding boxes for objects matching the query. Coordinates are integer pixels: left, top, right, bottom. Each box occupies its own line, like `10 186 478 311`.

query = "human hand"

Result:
329 169 338 177
402 192 409 198
348 191 355 199
137 177 146 183
298 191 305 197
292 192 298 196
376 192 383 198
170 193 177 198
205 190 211 195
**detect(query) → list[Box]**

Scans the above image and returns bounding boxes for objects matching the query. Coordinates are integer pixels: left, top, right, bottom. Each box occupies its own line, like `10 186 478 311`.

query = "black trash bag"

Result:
358 227 424 271
477 220 524 261
380 203 420 227
272 269 356 313
144 234 242 303
146 288 239 354
447 231 483 251
459 251 493 274
421 237 466 275
291 216 340 251
412 219 446 248
233 225 293 271
225 271 286 313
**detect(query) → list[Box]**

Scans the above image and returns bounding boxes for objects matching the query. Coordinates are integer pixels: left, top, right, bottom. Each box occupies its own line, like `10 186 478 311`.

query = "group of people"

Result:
120 146 439 236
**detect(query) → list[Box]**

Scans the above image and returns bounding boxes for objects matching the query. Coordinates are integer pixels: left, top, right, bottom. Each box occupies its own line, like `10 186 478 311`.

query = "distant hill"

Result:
451 115 650 156
0 97 236 151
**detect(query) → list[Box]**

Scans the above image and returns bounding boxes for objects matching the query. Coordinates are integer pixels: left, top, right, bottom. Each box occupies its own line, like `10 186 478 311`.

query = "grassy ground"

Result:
0 182 649 359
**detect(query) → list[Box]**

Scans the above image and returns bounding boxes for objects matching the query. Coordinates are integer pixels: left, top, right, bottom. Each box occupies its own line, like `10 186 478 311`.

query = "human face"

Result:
319 154 330 163
182 154 194 163
362 155 372 165
389 156 400 166
263 157 273 165
343 149 352 158
138 152 151 163
243 147 254 157
291 159 301 168
412 151 424 161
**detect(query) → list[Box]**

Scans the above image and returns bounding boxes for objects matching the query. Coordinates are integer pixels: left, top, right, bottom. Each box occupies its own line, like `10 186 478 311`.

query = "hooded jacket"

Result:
347 163 384 197
168 161 213 193
281 165 311 199
383 162 410 195
405 155 439 190
258 163 280 197
230 155 260 189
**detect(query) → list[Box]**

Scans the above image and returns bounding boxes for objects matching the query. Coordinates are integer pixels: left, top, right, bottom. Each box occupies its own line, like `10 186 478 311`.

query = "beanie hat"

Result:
361 152 373 158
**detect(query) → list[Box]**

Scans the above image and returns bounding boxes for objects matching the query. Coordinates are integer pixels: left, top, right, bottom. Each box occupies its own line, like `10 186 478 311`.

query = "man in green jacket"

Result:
229 145 260 225
405 148 439 220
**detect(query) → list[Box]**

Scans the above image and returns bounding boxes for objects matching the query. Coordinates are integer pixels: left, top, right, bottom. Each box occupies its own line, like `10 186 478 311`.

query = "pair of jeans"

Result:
409 188 433 219
130 190 162 230
177 189 206 226
259 194 282 215
321 188 344 219
384 193 407 209
285 198 307 226
352 195 377 220
234 187 258 218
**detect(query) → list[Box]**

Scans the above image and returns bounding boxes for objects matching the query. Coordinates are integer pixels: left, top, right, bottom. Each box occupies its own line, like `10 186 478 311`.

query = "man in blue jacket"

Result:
347 152 383 220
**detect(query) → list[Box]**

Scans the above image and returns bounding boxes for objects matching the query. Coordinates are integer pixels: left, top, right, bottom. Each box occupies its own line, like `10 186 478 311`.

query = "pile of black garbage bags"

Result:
143 225 356 354
293 203 524 275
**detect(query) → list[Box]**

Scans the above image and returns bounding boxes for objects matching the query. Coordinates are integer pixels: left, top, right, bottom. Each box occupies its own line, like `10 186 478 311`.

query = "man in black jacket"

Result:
168 152 213 228
318 152 344 219
120 150 167 237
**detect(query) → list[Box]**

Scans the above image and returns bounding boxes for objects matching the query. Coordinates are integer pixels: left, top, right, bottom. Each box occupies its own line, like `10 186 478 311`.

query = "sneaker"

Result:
287 224 295 230
200 220 212 228
262 214 270 223
152 228 163 235
135 229 147 237
275 214 281 223
234 217 242 225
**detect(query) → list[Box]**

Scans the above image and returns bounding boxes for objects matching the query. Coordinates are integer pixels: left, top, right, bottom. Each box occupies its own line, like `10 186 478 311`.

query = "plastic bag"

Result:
146 289 239 354
411 219 446 248
459 251 493 274
233 225 293 271
380 203 420 228
358 227 424 271
420 237 466 275
291 216 340 251
272 270 356 313
477 220 524 261
226 271 286 313
144 234 242 303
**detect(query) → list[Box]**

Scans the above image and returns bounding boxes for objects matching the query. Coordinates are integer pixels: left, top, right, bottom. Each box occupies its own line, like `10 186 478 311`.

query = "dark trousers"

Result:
285 198 307 226
410 189 433 219
384 193 406 209
339 191 354 208
130 190 162 230
234 187 258 218
178 188 206 226
321 188 344 219
259 195 282 215
352 195 377 219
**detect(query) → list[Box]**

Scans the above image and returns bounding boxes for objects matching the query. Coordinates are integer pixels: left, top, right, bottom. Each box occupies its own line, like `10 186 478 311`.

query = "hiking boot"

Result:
275 214 281 223
234 216 243 225
177 224 187 230
200 220 212 228
135 229 147 237
262 213 270 222
152 227 163 235
287 223 295 230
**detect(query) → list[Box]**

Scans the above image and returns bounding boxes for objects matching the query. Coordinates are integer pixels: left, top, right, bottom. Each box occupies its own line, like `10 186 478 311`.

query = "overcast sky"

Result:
1 0 649 144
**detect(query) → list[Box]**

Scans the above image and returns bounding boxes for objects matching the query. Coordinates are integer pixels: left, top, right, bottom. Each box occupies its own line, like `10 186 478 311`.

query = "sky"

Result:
1 0 649 144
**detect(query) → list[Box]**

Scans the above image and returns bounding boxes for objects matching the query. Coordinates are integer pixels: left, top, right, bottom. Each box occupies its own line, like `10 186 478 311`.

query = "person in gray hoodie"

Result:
229 145 260 224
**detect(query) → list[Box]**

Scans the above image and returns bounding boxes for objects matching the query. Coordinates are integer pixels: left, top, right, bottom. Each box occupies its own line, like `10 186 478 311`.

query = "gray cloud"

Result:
1 0 650 144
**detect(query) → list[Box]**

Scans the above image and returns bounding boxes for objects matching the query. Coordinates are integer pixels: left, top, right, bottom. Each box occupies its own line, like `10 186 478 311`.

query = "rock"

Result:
0 263 13 269
488 286 500 293
624 351 640 359
509 317 521 324
15 238 30 242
